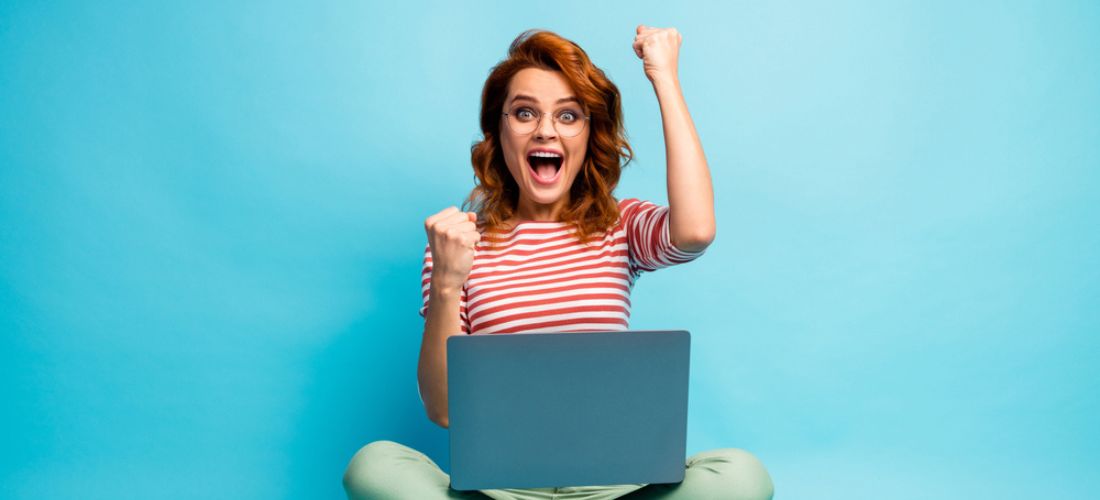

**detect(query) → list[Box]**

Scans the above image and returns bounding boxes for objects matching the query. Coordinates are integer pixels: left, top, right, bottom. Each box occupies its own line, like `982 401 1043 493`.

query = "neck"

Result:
513 195 570 222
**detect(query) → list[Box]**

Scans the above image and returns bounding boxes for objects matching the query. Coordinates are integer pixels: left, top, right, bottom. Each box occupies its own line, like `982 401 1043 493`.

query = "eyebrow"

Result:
510 94 581 106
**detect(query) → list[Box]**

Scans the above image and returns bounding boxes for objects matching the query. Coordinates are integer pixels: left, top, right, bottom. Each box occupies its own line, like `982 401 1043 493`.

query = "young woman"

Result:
344 27 775 500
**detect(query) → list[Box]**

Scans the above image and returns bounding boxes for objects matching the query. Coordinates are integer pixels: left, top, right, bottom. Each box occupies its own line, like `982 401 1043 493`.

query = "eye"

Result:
557 110 580 124
515 108 537 121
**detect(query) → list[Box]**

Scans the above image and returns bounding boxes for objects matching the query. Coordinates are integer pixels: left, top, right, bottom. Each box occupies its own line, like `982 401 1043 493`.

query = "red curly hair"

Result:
465 29 633 244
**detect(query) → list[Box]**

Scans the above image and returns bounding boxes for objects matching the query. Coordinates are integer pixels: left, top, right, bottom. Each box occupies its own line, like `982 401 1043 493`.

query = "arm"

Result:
418 285 463 429
418 207 480 429
634 25 716 253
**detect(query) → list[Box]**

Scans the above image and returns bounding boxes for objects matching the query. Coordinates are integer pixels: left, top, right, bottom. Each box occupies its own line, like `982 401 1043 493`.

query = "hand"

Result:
632 25 682 84
424 207 480 293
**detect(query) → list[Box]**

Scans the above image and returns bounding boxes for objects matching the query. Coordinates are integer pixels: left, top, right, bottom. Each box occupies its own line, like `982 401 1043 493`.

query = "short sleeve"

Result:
619 198 707 275
418 243 470 334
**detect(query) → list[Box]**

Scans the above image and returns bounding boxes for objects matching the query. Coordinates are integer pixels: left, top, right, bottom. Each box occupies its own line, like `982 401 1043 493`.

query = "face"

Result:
499 67 590 221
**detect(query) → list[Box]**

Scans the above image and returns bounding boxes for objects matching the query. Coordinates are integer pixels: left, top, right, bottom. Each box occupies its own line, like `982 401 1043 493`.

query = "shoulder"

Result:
615 197 657 211
615 197 659 224
616 197 638 210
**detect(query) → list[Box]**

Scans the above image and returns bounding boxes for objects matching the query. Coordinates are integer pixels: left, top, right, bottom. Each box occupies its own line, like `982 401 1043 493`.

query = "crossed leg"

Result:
343 440 773 500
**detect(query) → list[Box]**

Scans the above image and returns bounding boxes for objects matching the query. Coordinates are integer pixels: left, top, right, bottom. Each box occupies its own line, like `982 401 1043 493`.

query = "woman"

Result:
344 27 775 500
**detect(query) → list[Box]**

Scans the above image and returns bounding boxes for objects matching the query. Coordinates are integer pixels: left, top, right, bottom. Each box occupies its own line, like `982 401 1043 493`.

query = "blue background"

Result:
2 1 1098 498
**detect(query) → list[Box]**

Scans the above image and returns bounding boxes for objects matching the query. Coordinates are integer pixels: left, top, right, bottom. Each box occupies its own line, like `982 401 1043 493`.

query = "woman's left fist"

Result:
632 25 681 83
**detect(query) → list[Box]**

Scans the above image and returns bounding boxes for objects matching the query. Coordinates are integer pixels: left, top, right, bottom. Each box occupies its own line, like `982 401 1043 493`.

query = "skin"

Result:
499 67 590 223
418 26 716 428
631 24 717 252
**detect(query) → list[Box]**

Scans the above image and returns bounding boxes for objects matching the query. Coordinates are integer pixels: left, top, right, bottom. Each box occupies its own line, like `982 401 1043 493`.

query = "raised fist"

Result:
423 207 480 293
632 25 682 83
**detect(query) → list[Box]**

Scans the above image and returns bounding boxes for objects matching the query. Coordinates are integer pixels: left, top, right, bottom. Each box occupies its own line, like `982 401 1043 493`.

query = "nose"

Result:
534 112 557 141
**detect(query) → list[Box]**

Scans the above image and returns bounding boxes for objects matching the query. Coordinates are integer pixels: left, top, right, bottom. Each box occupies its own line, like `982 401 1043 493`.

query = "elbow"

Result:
430 411 449 429
672 226 716 253
417 375 449 428
426 406 449 429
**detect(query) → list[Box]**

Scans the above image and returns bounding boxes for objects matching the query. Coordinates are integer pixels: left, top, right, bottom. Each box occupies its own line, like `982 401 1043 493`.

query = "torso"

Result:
419 198 703 335
465 216 637 334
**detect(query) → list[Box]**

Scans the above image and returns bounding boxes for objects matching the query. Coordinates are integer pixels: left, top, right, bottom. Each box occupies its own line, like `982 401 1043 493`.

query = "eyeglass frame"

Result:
500 107 591 138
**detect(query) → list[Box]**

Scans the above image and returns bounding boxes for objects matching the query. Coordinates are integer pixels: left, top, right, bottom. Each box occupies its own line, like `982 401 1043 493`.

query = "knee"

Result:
342 440 406 499
687 448 775 500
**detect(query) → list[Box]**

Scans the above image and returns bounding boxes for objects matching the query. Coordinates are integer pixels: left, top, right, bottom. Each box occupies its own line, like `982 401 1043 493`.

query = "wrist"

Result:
429 281 463 299
649 73 680 91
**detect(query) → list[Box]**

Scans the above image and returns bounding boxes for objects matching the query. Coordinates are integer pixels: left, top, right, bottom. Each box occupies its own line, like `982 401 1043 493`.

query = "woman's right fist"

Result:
424 206 481 293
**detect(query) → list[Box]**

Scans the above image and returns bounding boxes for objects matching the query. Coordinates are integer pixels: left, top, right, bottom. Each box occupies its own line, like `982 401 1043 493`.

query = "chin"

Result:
526 190 564 206
527 179 571 203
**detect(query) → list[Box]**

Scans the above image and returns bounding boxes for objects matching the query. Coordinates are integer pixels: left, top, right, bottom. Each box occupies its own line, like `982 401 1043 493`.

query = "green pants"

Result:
343 440 774 500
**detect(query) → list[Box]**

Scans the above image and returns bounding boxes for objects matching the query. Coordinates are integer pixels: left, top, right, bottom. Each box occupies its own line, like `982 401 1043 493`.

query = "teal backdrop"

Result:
2 1 1097 498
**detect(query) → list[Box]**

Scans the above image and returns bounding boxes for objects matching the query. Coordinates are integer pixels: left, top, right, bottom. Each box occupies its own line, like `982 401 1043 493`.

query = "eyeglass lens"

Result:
505 106 587 137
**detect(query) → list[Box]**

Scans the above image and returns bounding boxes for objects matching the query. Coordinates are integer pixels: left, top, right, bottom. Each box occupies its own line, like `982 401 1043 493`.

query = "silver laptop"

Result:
447 330 691 491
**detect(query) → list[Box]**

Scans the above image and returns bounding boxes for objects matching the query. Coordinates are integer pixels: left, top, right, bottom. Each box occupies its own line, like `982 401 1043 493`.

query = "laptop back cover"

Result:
447 330 690 491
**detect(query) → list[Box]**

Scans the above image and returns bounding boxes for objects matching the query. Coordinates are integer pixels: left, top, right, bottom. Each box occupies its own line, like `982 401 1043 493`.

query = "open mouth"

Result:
526 151 563 184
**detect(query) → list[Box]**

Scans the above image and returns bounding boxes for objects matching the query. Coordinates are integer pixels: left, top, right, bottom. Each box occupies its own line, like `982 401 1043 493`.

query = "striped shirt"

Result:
419 198 705 334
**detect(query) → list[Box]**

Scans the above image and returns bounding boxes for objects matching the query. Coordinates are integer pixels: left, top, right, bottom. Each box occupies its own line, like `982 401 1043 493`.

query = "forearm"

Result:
652 76 716 252
417 284 464 429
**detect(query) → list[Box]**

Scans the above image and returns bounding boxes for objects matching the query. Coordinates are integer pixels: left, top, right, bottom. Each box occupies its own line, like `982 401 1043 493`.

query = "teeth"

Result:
529 151 562 158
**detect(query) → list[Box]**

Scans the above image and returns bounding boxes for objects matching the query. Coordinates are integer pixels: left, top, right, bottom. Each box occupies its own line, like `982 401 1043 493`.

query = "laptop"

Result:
446 330 691 491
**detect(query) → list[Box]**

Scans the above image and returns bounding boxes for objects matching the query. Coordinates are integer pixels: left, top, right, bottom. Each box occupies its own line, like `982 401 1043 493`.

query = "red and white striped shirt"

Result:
419 198 705 334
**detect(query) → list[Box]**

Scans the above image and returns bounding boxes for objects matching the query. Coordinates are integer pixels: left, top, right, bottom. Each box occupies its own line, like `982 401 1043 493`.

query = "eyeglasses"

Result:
502 106 590 138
